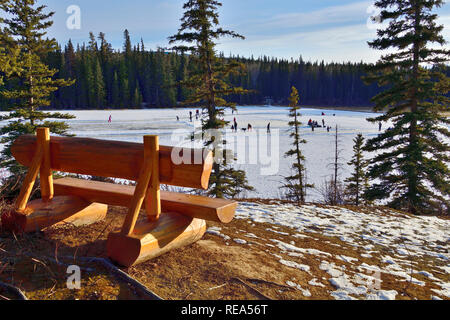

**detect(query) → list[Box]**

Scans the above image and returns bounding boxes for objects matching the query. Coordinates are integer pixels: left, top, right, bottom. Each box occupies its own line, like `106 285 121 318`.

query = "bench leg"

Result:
2 196 108 233
107 212 206 267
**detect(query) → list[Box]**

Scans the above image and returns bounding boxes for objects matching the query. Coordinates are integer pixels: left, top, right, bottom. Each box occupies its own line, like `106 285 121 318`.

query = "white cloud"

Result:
233 1 372 34
265 1 371 29
217 22 381 63
218 10 450 63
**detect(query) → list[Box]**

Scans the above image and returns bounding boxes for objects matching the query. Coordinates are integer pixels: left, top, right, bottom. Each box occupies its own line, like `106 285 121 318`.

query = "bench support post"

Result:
15 132 44 212
121 135 160 236
3 128 107 233
146 135 161 222
37 127 54 202
107 212 206 267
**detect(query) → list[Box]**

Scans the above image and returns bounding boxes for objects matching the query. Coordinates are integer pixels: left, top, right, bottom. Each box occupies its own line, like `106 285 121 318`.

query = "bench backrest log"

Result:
11 134 213 190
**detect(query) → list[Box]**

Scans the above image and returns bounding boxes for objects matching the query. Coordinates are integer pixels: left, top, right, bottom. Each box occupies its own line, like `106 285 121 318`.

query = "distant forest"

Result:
0 30 447 111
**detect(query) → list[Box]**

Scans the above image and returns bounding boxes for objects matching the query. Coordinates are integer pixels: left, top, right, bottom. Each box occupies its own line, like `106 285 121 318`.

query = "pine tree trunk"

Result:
294 112 304 203
30 74 35 126
355 157 360 206
334 125 338 204
408 3 421 215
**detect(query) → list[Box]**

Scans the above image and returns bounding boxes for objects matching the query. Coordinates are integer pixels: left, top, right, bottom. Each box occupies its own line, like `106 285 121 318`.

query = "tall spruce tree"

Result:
168 0 253 198
364 0 450 214
283 86 312 204
345 134 369 206
0 0 75 181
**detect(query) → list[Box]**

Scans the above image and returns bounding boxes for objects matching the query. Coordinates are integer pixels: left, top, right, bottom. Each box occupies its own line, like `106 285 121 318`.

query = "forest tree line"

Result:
0 30 389 111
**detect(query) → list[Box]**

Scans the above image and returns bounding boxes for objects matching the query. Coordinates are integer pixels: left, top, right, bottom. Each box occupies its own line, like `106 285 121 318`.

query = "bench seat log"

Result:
1 196 107 233
107 212 206 267
11 135 213 190
54 177 236 224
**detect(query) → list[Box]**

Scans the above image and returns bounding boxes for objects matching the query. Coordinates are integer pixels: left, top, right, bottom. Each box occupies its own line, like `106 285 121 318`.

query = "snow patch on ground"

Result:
308 278 326 288
233 202 450 300
337 255 359 263
286 281 312 297
206 227 231 241
279 259 310 272
233 239 247 245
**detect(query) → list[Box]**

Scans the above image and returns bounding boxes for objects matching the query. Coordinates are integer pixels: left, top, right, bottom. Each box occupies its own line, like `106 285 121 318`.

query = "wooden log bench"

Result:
1 128 237 267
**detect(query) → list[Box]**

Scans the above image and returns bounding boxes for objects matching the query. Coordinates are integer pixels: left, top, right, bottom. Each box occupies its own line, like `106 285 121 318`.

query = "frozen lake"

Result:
0 106 388 201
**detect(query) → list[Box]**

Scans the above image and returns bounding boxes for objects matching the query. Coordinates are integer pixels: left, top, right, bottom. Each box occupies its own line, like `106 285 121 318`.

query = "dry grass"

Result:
0 201 448 300
0 204 143 300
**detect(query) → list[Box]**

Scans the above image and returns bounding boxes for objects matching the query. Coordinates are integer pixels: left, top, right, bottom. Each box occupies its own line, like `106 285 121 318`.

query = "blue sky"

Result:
35 0 450 62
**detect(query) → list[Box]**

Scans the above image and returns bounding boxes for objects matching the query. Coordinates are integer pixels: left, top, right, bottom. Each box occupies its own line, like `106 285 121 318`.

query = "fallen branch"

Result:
245 278 296 290
82 220 114 257
75 257 164 300
0 281 27 300
208 283 227 291
232 277 272 300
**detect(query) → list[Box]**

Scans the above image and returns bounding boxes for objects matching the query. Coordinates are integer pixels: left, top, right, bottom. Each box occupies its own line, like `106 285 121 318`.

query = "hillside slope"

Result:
0 201 448 300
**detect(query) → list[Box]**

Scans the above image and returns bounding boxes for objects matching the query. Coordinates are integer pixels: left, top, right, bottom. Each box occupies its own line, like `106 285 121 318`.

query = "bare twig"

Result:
0 262 8 275
54 243 59 264
208 283 227 291
0 281 27 300
74 256 164 300
245 278 296 290
232 277 272 300
83 220 114 257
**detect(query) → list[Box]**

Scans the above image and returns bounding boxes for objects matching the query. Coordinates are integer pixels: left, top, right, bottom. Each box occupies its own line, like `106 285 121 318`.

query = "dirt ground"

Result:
0 203 448 300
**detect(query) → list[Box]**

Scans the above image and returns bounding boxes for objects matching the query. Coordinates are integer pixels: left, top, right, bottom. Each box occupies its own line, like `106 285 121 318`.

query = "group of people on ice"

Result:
308 118 326 131
172 109 336 134
230 118 257 133
308 119 322 128
308 117 334 132
176 110 270 134
187 110 201 122
175 109 201 122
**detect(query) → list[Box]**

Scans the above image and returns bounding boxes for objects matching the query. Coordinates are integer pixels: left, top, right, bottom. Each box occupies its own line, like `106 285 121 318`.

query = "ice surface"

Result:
0 106 390 201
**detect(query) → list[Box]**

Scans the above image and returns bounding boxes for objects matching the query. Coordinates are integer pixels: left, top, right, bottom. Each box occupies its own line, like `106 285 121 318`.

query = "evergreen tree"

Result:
345 134 369 206
59 39 77 107
77 45 89 108
156 49 176 106
168 0 253 198
98 32 113 106
283 86 312 204
176 52 190 103
92 56 106 108
321 125 345 205
117 59 129 108
363 0 450 214
123 29 136 107
131 86 142 108
111 71 120 108
0 0 75 180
